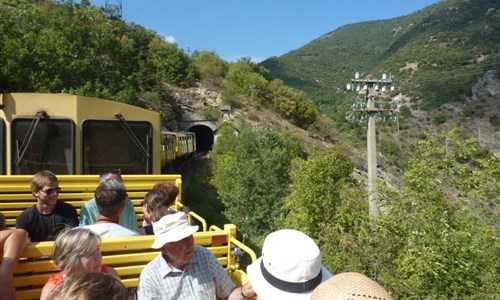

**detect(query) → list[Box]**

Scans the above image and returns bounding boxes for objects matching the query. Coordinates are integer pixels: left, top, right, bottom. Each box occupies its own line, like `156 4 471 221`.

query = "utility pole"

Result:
346 72 396 217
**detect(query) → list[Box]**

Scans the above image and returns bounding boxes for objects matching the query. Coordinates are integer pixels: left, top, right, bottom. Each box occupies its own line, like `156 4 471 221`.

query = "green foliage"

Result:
210 125 304 247
378 139 401 162
0 0 197 101
268 79 317 128
280 129 499 299
191 51 228 89
222 61 269 107
432 112 447 125
399 106 412 118
0 0 318 128
281 150 373 272
282 150 358 237
146 38 197 88
489 115 500 127
307 114 339 142
260 0 500 116
371 129 500 299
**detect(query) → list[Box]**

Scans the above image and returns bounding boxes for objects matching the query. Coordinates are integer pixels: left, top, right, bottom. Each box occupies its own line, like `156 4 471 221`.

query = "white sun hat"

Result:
151 212 198 249
247 229 331 299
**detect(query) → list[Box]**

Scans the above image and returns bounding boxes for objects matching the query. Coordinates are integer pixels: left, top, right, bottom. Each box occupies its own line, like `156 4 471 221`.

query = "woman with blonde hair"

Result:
40 227 120 300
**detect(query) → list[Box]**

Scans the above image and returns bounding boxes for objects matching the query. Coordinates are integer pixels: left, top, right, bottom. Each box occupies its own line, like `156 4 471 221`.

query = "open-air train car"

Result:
0 93 162 175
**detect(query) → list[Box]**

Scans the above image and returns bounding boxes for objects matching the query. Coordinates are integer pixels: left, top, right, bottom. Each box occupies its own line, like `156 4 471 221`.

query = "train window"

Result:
11 118 74 175
82 120 152 174
0 118 5 175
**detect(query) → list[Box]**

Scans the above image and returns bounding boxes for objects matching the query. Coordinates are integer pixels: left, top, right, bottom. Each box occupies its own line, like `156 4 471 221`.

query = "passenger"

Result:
137 212 241 300
151 182 189 214
139 189 171 235
40 227 120 300
46 271 130 300
79 169 139 231
81 179 140 238
0 212 29 300
242 229 332 299
310 272 393 300
16 170 78 242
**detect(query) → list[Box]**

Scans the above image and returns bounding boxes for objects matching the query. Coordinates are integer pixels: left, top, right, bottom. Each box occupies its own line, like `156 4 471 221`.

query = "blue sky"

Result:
89 0 442 62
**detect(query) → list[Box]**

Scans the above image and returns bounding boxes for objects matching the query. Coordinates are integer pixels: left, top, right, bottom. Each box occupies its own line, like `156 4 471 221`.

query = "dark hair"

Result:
143 189 168 209
152 182 179 207
142 190 168 223
99 169 122 183
94 179 127 217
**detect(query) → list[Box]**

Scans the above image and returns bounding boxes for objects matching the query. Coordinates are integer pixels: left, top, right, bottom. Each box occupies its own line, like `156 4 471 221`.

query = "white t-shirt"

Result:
83 222 140 238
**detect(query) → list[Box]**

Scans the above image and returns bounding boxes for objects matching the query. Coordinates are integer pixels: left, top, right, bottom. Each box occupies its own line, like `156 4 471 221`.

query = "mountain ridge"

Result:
259 0 499 155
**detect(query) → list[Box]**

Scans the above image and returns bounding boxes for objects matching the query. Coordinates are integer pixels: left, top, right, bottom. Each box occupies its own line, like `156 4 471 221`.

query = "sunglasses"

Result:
39 187 62 195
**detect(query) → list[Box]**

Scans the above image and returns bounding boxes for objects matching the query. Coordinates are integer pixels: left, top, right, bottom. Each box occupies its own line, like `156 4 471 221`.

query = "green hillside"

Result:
260 0 500 111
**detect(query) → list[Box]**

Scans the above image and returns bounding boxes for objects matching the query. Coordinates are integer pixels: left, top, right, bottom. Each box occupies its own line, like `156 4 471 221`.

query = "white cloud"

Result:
162 35 177 44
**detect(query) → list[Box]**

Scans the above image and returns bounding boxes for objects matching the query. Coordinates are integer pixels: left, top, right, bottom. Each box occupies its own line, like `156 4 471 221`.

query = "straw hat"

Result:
247 229 331 299
310 272 393 300
151 212 198 249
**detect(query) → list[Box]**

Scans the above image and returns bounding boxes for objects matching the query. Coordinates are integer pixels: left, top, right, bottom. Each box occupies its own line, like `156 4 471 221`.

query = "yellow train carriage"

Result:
0 93 162 175
177 131 196 156
160 131 196 163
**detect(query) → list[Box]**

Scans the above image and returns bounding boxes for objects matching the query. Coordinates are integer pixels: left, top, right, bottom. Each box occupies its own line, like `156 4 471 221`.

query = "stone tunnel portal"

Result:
189 125 214 152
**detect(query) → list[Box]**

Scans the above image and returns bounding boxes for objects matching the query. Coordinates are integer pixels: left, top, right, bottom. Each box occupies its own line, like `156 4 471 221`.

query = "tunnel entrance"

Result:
189 125 214 151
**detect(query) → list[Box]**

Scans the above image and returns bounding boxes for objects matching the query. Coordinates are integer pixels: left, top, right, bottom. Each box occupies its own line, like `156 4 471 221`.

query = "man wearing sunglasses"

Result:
16 170 78 242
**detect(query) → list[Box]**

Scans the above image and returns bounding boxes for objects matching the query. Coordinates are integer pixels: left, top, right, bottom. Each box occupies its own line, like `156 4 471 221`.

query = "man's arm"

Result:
0 229 29 300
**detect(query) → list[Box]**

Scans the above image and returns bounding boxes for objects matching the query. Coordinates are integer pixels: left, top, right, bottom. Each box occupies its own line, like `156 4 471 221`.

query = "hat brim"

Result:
247 257 332 300
151 225 198 249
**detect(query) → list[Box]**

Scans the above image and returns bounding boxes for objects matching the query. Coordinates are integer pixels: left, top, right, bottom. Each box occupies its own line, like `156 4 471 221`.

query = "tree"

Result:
222 61 269 107
372 129 500 299
211 125 304 247
192 51 228 89
282 150 369 272
268 79 317 128
146 37 197 88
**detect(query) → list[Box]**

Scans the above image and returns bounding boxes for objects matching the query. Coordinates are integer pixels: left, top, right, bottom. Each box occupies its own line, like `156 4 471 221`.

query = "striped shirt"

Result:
137 245 235 300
